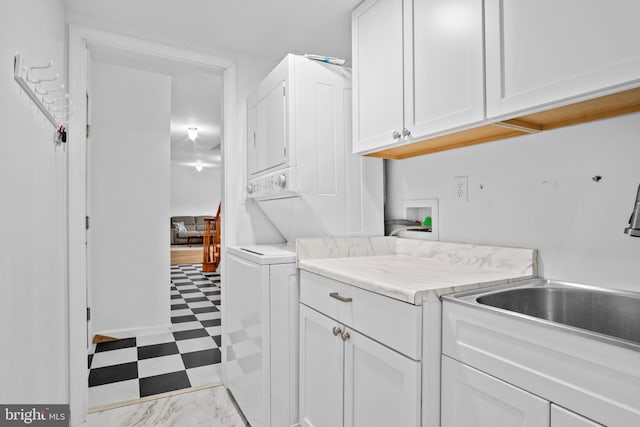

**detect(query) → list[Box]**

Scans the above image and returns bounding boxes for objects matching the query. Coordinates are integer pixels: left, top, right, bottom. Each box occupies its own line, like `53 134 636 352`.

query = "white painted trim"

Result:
67 25 236 426
93 324 174 340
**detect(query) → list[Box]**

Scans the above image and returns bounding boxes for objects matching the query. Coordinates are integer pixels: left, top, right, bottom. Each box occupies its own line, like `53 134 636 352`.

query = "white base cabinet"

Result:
299 305 420 427
299 304 344 427
299 270 427 427
441 300 632 426
343 319 421 427
442 356 604 427
442 356 549 427
551 405 603 427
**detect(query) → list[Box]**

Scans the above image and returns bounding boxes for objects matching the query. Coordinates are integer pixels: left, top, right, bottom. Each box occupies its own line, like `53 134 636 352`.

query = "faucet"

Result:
624 184 640 237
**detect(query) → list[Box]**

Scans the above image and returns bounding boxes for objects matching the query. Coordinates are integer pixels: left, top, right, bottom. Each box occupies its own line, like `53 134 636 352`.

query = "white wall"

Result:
90 62 171 336
386 113 640 292
170 164 221 217
0 0 68 404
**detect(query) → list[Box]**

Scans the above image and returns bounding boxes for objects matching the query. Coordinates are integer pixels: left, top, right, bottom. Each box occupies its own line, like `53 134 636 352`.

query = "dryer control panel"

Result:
247 167 298 200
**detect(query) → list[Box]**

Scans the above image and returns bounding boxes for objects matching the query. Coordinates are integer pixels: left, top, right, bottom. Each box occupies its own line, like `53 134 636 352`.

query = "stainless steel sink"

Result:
448 279 640 350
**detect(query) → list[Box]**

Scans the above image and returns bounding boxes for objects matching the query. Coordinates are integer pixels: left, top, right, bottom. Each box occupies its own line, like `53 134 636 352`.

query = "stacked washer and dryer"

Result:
223 54 383 427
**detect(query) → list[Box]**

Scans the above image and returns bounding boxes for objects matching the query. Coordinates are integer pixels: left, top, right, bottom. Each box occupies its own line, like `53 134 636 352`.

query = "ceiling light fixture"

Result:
187 127 198 141
195 161 203 172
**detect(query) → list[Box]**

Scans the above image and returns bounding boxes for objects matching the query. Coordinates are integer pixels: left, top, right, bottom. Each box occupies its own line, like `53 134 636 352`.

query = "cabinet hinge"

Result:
86 307 91 322
283 86 286 96
86 124 91 139
85 216 90 230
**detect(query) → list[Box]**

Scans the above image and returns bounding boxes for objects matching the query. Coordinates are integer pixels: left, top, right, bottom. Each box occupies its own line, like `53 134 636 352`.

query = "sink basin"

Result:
449 278 640 350
477 286 640 345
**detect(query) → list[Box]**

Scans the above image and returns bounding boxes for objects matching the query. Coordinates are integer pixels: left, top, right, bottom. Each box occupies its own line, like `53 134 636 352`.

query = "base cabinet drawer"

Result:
442 355 549 427
300 271 421 359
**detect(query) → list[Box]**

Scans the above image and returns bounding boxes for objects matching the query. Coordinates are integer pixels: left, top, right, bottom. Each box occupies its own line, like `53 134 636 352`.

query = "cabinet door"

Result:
344 328 421 427
352 0 404 153
406 0 485 138
551 405 603 427
299 305 344 427
441 356 550 427
255 80 287 174
485 0 640 118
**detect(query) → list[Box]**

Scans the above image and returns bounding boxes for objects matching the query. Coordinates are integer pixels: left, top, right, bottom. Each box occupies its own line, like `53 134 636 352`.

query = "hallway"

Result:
87 265 222 409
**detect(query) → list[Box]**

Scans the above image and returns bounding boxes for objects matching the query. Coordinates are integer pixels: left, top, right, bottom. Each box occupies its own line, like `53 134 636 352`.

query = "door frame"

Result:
67 25 236 425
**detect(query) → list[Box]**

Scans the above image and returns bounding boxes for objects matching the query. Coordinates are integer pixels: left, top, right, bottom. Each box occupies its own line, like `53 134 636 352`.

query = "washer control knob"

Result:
277 173 287 188
247 183 256 194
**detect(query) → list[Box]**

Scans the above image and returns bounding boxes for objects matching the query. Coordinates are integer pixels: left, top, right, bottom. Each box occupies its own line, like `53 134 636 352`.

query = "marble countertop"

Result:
297 237 538 305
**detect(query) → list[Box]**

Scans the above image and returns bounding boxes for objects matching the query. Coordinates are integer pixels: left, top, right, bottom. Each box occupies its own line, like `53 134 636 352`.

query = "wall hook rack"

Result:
14 53 69 129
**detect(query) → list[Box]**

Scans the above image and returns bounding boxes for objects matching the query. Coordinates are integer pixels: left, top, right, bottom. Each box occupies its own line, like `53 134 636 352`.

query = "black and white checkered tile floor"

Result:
87 264 221 408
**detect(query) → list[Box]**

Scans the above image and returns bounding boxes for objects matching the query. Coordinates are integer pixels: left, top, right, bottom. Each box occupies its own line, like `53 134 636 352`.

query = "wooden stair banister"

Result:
202 203 221 272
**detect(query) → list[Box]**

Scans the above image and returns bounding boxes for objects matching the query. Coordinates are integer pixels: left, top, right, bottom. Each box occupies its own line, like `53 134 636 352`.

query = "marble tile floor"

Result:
79 385 247 427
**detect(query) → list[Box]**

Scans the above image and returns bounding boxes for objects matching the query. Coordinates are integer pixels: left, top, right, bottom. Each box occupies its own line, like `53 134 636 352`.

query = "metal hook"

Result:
54 112 69 123
25 70 41 84
39 72 59 83
35 85 49 95
48 84 65 93
29 60 53 70
52 93 69 102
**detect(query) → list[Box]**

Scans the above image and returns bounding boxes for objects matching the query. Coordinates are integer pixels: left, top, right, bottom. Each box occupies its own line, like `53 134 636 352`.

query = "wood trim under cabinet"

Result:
367 87 640 160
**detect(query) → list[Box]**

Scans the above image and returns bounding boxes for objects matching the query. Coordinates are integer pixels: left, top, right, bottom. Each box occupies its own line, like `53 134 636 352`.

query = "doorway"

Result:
68 26 236 425
169 70 224 266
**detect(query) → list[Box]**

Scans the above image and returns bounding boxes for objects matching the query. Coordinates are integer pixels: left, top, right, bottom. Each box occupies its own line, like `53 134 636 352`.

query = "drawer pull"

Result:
341 331 351 342
332 326 342 336
329 292 352 303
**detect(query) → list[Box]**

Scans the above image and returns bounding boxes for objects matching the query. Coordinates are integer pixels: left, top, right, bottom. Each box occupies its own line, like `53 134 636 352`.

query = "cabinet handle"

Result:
332 326 342 336
329 292 352 303
402 128 411 139
392 130 401 140
341 330 350 342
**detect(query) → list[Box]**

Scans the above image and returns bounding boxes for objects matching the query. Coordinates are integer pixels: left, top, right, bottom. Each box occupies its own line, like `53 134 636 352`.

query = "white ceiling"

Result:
170 72 223 169
64 0 362 62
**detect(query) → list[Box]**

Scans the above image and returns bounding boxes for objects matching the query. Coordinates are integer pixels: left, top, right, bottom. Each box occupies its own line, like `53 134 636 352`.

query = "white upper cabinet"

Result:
406 0 485 138
485 0 640 118
353 0 640 159
352 0 485 154
352 0 404 153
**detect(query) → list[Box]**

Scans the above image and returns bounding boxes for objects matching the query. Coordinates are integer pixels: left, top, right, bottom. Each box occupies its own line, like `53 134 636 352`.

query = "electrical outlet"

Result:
453 176 468 202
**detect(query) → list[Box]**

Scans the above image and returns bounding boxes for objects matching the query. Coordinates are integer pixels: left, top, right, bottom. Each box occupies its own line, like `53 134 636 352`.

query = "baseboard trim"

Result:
94 324 172 339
